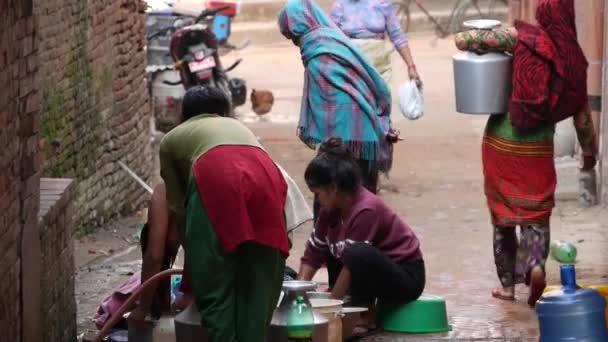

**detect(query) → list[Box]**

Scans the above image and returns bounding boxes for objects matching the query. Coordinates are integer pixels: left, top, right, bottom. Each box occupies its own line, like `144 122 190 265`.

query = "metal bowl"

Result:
306 291 331 300
282 280 317 292
463 19 502 30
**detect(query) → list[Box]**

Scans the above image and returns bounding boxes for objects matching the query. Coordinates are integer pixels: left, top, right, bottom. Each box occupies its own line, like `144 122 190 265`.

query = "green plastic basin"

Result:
378 294 452 334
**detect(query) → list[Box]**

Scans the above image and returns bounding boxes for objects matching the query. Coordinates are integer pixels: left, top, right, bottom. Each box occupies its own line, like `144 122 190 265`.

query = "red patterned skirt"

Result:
482 133 556 227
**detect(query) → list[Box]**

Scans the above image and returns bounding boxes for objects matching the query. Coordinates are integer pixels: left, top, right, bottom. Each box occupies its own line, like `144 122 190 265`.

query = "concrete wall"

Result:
34 0 154 232
0 0 42 341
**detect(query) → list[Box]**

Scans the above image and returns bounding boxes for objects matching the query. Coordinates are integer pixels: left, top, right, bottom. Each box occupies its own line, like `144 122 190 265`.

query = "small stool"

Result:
378 294 451 334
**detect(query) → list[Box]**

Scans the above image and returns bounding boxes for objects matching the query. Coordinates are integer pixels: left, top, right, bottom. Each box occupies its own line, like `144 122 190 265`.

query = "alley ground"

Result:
76 34 608 341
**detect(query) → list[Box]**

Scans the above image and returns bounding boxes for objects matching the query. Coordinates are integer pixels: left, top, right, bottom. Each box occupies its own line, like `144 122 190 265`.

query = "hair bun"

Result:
319 137 352 159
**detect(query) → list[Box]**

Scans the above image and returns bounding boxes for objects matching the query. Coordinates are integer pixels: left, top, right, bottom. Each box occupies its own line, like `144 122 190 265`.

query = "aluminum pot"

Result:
267 311 329 342
174 303 208 342
453 51 512 115
174 299 328 342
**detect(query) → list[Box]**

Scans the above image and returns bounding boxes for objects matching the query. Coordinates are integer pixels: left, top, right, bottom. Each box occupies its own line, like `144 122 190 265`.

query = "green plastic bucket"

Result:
378 294 452 334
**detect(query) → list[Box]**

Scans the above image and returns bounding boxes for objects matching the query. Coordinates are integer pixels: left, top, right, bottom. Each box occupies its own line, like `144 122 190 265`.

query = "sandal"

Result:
345 324 381 342
492 288 515 301
528 267 546 307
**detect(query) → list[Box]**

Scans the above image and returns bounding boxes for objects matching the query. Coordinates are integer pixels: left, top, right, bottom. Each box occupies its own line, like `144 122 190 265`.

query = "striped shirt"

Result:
301 187 422 269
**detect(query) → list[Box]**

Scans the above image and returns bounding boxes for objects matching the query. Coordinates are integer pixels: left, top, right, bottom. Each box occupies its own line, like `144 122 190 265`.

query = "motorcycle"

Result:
165 6 248 113
146 8 187 133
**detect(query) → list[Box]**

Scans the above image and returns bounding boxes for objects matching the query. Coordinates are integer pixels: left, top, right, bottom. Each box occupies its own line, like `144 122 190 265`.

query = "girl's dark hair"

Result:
304 137 361 194
182 86 231 120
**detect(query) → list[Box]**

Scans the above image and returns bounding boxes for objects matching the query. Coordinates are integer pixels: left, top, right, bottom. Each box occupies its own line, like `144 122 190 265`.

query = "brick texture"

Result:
0 0 40 340
39 178 77 342
603 1 608 206
34 0 153 232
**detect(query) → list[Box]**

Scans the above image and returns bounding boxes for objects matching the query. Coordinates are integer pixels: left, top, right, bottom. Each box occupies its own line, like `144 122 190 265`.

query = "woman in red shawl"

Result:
458 0 597 307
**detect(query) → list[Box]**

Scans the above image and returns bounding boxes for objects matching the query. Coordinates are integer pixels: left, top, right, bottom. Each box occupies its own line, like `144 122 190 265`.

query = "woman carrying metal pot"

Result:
455 0 597 306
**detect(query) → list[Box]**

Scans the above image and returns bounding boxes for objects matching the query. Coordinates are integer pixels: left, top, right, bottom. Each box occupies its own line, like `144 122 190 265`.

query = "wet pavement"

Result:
76 35 608 341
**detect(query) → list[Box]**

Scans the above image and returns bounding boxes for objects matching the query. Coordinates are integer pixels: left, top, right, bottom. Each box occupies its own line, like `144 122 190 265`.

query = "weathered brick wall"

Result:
38 178 77 342
602 0 608 206
35 0 153 232
0 0 41 340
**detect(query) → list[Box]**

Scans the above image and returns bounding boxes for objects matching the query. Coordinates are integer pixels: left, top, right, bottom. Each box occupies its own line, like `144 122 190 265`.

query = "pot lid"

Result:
309 298 344 309
452 51 512 61
282 280 317 292
462 19 501 30
342 307 368 314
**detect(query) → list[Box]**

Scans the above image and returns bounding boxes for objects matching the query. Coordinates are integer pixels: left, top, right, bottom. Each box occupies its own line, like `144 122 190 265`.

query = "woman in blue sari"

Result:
278 0 399 219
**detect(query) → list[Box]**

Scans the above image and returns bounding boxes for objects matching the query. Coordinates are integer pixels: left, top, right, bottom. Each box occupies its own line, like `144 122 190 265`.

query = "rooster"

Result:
250 89 274 115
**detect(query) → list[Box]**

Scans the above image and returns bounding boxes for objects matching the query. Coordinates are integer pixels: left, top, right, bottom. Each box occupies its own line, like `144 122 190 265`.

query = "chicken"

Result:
251 89 274 115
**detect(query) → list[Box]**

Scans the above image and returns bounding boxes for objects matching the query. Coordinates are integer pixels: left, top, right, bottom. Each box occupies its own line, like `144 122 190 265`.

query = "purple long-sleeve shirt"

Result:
330 0 409 49
302 188 422 269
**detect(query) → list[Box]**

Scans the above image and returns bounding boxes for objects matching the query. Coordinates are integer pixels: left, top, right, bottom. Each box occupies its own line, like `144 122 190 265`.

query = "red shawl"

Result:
509 0 588 131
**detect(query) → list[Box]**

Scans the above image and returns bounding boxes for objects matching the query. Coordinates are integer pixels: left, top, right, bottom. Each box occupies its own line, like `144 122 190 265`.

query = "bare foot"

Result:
528 266 546 307
492 287 515 301
352 304 377 334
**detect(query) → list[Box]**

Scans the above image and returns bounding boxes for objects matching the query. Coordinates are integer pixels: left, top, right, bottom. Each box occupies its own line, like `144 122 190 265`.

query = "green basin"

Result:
378 294 452 334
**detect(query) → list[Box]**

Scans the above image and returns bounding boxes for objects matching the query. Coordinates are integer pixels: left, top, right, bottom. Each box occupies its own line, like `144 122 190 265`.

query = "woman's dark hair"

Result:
304 137 362 194
182 86 231 120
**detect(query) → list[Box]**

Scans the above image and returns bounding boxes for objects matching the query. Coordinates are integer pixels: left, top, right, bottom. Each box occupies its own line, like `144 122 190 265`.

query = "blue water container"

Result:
536 265 608 342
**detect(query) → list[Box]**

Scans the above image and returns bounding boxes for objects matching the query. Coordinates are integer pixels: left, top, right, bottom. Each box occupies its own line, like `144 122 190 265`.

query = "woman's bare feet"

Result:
492 287 515 301
528 266 546 307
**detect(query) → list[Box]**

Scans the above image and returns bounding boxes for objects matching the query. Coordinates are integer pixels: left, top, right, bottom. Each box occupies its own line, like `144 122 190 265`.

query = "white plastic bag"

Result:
398 80 424 120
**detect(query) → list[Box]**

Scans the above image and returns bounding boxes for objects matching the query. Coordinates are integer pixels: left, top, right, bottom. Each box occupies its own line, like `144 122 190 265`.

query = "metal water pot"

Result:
174 303 208 342
453 20 512 115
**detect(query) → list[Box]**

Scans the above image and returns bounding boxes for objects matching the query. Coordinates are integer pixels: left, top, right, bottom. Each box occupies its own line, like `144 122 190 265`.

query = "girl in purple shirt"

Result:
330 0 422 85
298 137 425 334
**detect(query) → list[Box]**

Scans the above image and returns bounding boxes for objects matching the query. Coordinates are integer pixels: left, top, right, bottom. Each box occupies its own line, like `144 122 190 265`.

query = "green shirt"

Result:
485 113 554 143
159 114 262 219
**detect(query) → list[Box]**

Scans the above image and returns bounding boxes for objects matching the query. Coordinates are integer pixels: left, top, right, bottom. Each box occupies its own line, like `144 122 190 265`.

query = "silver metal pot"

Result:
453 51 512 114
174 303 208 342
453 19 512 115
267 311 329 342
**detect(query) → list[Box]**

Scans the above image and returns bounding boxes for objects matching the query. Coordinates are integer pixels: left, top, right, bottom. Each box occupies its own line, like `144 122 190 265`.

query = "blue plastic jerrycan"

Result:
536 265 608 342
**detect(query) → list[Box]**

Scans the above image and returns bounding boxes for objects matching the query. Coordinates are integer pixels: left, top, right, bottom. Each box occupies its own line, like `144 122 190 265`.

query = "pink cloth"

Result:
94 271 141 329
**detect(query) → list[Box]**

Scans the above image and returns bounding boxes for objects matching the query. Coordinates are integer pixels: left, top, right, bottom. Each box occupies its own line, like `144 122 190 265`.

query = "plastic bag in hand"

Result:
398 80 424 120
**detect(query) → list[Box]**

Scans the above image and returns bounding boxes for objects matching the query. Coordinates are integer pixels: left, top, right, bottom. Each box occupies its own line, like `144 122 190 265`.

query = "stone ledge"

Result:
39 177 76 223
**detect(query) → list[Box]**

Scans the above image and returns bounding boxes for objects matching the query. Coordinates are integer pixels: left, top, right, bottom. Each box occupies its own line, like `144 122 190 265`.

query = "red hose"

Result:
94 268 183 342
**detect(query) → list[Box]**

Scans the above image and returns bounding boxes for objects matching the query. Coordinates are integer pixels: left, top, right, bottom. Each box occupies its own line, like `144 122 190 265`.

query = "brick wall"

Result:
38 178 77 342
0 0 41 340
602 0 608 206
34 0 153 232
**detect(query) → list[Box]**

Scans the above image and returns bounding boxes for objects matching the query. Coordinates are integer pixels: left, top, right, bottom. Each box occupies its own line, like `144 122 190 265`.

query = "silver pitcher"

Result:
453 20 512 115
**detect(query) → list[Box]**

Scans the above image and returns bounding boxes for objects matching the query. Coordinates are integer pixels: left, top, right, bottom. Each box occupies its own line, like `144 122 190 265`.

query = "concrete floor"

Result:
76 35 608 341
